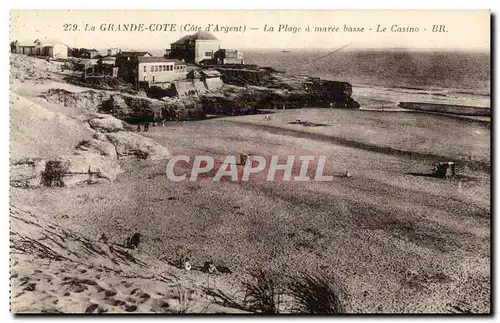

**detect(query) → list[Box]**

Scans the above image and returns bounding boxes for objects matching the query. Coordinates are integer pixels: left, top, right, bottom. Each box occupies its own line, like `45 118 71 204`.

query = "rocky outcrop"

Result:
10 157 46 188
38 88 205 122
38 71 360 122
215 66 276 87
102 94 205 121
12 108 172 188
20 129 170 188
101 94 152 117
200 93 258 115
199 85 311 115
88 114 124 132
105 132 170 160
64 75 137 93
41 153 124 187
75 136 118 159
39 89 111 112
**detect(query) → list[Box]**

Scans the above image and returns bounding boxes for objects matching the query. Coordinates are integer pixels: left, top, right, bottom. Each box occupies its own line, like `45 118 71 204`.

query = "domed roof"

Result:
191 31 218 40
171 31 218 44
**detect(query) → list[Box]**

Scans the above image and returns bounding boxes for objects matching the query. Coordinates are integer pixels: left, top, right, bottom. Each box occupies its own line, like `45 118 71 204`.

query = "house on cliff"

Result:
199 69 223 91
214 49 244 65
172 69 222 97
116 52 187 87
168 31 221 64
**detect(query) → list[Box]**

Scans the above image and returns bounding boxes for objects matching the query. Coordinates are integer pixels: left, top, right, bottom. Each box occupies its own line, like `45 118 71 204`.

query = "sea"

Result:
148 49 490 109
243 49 490 109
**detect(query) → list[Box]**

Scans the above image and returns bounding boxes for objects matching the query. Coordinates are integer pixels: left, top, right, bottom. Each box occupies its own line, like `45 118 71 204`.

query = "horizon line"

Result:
84 46 490 53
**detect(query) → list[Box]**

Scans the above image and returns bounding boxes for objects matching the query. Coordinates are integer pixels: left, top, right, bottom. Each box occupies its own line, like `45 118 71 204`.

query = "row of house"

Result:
11 39 121 61
11 32 236 92
93 32 235 90
12 38 68 58
12 31 241 64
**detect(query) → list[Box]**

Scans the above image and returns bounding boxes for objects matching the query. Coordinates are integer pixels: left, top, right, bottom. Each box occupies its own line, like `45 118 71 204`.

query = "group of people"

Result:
135 120 166 132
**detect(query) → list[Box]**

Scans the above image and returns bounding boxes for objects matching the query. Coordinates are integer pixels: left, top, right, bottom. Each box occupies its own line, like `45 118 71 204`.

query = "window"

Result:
150 65 154 72
205 51 213 57
143 65 146 72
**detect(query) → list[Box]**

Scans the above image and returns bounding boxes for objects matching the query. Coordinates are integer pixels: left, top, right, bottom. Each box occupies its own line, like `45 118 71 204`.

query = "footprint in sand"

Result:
85 303 98 313
138 293 151 304
125 305 138 312
111 299 126 307
104 290 117 297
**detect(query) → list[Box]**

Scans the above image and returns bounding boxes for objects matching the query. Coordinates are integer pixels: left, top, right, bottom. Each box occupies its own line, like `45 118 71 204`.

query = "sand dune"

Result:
10 205 246 313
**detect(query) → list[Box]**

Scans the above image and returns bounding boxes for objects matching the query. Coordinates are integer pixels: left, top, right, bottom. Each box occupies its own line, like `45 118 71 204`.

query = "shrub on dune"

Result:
242 268 283 314
287 271 346 314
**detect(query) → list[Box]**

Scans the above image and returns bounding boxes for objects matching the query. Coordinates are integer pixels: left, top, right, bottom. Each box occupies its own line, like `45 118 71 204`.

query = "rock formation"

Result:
105 132 170 160
75 137 118 159
42 153 124 187
10 157 46 188
88 114 124 132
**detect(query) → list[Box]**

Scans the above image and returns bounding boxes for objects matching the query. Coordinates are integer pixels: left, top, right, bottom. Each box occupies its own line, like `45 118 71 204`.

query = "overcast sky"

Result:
10 10 490 51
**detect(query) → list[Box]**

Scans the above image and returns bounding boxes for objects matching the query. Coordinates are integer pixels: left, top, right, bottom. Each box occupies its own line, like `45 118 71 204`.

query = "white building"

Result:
169 31 221 64
34 38 68 58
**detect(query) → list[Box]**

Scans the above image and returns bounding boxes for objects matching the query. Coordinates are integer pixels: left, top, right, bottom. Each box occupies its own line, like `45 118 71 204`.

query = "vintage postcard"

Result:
9 10 490 314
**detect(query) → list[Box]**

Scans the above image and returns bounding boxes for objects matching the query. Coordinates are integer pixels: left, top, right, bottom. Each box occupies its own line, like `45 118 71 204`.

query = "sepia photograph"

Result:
8 9 491 314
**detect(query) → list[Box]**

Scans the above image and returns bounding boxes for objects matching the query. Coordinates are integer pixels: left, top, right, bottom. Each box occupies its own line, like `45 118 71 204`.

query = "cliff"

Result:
39 62 360 122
